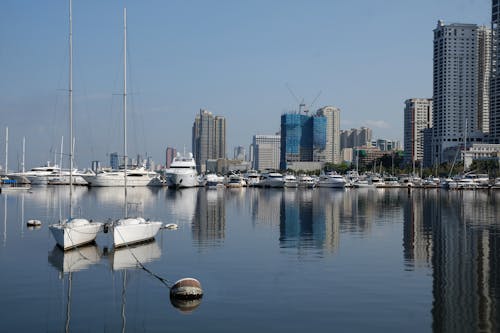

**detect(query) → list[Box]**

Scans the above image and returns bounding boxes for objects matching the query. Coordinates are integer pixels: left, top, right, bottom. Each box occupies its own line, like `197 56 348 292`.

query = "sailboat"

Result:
49 0 103 250
111 8 162 248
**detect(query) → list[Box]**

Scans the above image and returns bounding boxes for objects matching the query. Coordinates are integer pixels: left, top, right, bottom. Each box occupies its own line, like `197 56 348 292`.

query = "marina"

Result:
1 186 500 332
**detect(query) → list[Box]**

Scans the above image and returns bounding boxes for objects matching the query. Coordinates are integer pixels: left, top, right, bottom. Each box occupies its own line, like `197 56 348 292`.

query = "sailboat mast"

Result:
22 136 25 173
68 0 74 218
4 127 7 174
123 7 128 218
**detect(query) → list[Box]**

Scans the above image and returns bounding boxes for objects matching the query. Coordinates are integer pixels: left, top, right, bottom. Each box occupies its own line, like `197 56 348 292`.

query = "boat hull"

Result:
113 218 162 247
49 219 103 250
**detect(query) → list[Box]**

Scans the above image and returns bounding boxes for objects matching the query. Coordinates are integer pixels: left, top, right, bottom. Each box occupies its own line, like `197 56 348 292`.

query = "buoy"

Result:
26 219 42 227
170 278 203 299
164 223 178 230
170 296 202 313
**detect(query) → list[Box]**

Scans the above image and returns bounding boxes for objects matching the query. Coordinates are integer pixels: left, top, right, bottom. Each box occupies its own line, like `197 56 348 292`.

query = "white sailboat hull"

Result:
49 219 103 250
113 218 162 247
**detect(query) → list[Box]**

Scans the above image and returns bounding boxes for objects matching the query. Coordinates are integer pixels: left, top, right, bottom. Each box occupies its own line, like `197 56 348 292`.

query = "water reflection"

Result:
427 191 500 333
192 188 225 247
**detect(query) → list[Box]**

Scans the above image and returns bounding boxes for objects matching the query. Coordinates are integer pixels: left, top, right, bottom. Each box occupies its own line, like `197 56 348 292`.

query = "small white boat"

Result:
283 174 298 188
353 179 375 188
113 217 163 248
226 174 245 188
298 174 316 188
205 173 225 189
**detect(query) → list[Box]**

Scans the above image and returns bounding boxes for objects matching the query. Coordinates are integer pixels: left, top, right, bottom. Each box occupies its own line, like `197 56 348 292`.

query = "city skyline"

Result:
0 0 491 169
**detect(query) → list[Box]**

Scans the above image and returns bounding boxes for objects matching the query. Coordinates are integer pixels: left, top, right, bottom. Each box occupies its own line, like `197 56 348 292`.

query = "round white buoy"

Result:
26 219 42 227
170 278 203 299
164 223 178 230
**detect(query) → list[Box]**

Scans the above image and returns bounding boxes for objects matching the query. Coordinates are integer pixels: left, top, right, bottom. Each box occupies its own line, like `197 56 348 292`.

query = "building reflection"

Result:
402 190 434 269
428 191 500 333
192 188 226 247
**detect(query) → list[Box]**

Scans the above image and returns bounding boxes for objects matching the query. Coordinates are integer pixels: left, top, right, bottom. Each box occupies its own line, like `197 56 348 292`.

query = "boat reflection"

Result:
48 244 101 274
108 240 162 270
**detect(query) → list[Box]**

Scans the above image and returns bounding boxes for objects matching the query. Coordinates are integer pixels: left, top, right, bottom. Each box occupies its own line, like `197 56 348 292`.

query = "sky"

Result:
0 0 492 170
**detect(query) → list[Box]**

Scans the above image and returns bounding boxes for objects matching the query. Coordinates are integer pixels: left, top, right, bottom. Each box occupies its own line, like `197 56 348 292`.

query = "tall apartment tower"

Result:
316 106 341 164
192 109 226 173
251 135 281 170
404 98 433 165
432 21 491 164
491 1 500 141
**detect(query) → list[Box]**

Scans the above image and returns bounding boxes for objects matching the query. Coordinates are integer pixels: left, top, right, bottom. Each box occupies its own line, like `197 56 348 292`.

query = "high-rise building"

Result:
432 21 491 164
404 98 433 165
280 113 327 169
192 109 226 172
251 135 281 170
110 152 119 170
316 106 341 164
165 147 176 169
491 1 500 141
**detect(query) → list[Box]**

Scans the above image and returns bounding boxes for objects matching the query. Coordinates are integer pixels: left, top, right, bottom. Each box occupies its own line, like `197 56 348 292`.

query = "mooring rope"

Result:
113 221 173 288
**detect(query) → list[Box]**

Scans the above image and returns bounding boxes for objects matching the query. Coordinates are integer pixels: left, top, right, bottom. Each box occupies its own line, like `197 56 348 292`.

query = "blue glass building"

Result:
280 113 327 170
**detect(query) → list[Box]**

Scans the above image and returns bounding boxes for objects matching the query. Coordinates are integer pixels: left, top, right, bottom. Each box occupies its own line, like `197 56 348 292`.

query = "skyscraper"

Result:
491 1 500 141
404 98 433 165
432 21 491 164
316 106 341 164
192 109 226 172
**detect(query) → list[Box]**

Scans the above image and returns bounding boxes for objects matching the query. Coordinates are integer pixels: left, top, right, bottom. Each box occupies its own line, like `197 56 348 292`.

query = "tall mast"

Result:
68 0 73 218
22 136 25 173
4 127 7 174
123 7 128 218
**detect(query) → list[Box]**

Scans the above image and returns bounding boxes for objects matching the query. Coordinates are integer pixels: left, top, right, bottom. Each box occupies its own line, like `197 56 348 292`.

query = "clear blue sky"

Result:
0 0 491 170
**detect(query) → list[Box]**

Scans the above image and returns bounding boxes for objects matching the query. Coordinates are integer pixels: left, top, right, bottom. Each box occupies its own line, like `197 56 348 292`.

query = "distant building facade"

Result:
251 134 281 171
233 146 246 161
340 127 372 150
110 152 119 169
192 109 226 173
316 106 341 164
404 98 433 165
165 147 177 169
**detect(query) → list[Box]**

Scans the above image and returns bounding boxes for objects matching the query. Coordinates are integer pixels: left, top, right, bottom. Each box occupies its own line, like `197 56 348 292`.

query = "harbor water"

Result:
1 186 500 332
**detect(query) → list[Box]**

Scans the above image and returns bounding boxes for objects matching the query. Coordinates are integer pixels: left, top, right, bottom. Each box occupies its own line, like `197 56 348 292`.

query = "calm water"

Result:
1 186 500 332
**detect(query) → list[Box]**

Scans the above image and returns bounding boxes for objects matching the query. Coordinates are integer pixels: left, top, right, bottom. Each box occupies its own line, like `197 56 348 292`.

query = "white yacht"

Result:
164 152 199 188
353 178 375 188
82 167 158 187
205 173 225 189
260 172 284 188
226 174 245 188
283 174 298 188
245 170 261 187
317 172 346 188
298 174 316 188
8 163 61 185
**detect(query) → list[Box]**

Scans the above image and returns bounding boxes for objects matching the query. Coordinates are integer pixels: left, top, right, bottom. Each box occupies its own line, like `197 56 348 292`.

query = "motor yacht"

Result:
82 167 159 187
317 172 346 188
164 152 199 188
